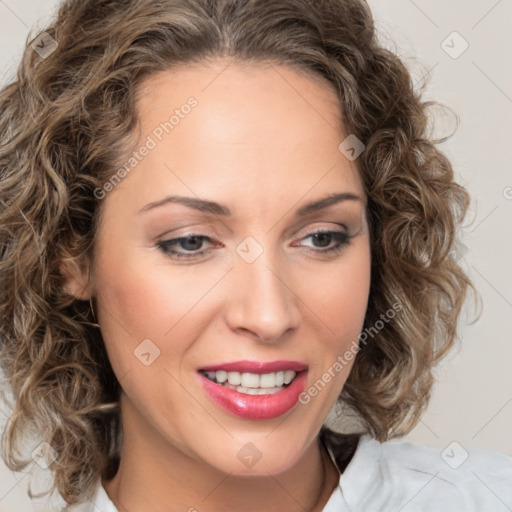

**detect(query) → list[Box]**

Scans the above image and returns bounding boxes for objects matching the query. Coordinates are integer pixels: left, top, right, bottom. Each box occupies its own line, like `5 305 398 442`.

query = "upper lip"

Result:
198 360 308 374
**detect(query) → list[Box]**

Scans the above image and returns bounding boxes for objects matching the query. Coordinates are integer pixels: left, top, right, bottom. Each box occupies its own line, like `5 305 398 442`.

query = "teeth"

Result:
259 372 276 387
241 372 260 388
215 370 228 383
283 370 295 384
205 370 298 388
228 384 284 395
227 372 241 385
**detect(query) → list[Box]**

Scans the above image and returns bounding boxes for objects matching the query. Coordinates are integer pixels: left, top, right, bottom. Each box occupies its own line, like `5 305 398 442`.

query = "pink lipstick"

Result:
197 360 308 420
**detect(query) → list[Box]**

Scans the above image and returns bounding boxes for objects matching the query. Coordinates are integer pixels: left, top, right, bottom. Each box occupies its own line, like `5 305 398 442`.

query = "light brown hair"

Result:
0 0 476 505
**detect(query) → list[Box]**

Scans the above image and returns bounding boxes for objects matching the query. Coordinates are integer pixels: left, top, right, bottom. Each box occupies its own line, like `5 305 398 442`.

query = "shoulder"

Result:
322 428 512 512
379 437 512 502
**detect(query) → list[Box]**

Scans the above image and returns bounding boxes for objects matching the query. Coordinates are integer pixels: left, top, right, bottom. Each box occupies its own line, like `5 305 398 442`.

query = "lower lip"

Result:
198 371 308 420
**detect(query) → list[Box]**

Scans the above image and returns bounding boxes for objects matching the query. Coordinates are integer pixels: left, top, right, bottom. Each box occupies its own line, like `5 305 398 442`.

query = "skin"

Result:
64 59 371 512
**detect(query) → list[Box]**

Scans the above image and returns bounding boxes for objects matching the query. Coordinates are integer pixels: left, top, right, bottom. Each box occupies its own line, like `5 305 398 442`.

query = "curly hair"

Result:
0 0 476 505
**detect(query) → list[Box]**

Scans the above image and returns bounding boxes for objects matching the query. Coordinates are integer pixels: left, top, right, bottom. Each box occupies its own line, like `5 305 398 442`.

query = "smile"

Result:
197 360 309 420
199 369 298 394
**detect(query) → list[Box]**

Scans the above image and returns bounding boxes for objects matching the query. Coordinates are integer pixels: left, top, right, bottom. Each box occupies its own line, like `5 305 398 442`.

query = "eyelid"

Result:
154 223 218 240
293 222 349 238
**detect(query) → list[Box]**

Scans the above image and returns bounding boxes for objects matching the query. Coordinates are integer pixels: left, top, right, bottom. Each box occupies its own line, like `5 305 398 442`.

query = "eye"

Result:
156 234 214 259
295 229 352 254
155 229 352 261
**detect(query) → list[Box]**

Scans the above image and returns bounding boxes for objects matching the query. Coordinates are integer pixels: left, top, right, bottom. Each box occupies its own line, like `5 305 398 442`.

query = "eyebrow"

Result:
137 192 363 217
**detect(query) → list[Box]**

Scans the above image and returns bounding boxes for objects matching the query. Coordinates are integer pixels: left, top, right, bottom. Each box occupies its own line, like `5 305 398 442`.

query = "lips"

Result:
197 369 308 420
198 359 308 374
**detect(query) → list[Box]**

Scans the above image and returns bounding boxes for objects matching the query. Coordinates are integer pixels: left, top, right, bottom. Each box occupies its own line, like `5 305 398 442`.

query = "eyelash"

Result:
155 229 352 260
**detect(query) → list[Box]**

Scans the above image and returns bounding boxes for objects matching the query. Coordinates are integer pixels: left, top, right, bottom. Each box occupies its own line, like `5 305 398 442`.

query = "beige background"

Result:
1 0 511 510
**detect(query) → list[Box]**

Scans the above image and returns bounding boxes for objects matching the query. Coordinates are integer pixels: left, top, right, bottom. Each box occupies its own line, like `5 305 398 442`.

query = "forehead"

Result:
103 59 364 216
135 58 344 139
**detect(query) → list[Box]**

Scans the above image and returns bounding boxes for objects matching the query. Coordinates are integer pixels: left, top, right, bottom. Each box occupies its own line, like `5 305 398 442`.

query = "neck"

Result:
103 397 340 512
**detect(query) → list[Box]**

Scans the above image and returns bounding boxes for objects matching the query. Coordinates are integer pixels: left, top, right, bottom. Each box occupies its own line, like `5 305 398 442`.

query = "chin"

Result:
192 433 309 477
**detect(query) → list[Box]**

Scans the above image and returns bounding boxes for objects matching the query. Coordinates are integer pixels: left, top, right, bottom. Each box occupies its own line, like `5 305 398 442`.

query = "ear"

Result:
60 257 93 300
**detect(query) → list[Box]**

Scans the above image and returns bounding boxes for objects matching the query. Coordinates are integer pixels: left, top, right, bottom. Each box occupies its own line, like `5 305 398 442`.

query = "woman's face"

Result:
83 60 371 475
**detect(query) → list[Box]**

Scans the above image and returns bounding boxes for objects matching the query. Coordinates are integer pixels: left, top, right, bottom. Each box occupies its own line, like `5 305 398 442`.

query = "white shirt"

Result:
64 435 512 512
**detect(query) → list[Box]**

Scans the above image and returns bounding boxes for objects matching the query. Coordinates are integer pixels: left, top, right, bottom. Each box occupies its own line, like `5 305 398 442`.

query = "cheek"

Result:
92 243 226 374
296 253 370 421
93 230 173 328
302 240 371 398
307 242 371 344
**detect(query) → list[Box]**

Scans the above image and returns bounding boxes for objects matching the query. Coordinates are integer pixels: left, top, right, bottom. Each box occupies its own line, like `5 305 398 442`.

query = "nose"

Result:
224 250 301 343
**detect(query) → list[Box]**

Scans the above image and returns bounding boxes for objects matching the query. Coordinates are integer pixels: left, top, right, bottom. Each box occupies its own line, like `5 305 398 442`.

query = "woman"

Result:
0 0 510 511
